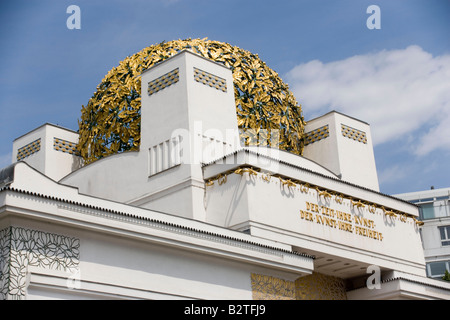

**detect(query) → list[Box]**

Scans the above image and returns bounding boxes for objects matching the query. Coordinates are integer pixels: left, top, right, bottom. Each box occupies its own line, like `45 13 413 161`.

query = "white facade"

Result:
1 50 450 300
395 187 450 280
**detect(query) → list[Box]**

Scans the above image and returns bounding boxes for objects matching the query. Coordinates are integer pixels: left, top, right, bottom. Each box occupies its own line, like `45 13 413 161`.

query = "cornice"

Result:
202 147 419 210
0 185 315 263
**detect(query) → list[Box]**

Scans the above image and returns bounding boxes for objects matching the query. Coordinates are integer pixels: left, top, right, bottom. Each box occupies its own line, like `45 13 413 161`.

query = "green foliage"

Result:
443 270 450 281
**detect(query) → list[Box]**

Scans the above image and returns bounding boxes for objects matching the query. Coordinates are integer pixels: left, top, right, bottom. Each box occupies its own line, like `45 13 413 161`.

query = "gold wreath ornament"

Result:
77 38 305 164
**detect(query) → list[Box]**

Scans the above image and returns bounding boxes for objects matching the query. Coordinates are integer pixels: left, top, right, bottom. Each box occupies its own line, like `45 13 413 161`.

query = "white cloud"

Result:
285 46 450 155
377 164 410 187
415 108 450 156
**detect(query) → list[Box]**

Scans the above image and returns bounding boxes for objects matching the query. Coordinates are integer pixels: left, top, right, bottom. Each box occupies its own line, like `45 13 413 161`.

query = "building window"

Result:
436 201 450 218
427 260 450 278
420 203 435 220
417 200 450 220
439 226 450 246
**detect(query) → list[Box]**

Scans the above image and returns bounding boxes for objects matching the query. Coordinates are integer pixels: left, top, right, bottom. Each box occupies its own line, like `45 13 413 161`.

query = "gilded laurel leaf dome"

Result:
77 38 305 164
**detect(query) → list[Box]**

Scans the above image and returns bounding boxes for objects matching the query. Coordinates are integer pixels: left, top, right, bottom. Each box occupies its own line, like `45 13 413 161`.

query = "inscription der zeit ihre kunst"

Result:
300 201 383 241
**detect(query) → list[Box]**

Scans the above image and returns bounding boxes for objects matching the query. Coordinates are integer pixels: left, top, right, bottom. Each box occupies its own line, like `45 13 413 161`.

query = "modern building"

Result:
1 49 450 300
395 187 450 281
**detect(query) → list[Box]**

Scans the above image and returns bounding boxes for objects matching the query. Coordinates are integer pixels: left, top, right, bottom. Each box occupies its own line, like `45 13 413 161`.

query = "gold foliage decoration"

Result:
77 38 305 164
295 272 347 300
251 273 296 300
251 272 347 300
351 199 366 209
205 165 423 227
316 187 333 200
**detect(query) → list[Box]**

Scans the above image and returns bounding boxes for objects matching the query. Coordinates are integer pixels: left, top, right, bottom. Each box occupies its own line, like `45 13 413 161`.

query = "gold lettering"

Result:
338 221 353 233
316 214 323 224
301 201 382 241
321 207 335 218
355 226 382 241
300 210 314 222
354 216 375 229
316 215 336 228
306 202 320 213
336 210 352 222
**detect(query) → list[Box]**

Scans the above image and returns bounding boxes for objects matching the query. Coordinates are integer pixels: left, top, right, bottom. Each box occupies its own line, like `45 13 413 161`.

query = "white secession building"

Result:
1 50 450 300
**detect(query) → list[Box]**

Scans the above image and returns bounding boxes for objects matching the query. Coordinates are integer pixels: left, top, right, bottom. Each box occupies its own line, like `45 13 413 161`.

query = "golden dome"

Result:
77 38 305 164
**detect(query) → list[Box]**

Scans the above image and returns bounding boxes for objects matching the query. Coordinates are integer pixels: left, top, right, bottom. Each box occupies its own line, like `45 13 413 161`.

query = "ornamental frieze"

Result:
0 226 80 300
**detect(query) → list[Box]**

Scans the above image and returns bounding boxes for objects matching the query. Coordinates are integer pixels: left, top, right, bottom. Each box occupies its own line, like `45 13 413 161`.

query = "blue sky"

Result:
0 0 449 195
